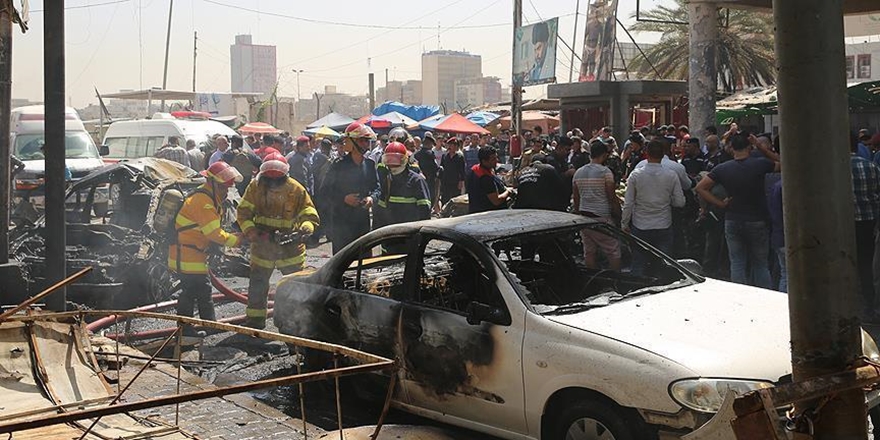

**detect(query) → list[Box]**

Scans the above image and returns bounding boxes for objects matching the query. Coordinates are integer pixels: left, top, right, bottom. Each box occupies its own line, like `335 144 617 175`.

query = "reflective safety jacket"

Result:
168 184 240 274
373 163 431 230
238 176 319 270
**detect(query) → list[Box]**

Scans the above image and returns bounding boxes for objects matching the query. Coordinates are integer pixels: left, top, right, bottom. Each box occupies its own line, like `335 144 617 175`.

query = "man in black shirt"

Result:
467 146 511 214
514 154 565 211
680 138 708 178
439 138 467 205
413 134 441 209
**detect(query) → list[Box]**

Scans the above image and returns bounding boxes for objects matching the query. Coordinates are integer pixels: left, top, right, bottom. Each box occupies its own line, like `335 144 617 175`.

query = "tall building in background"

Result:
230 35 277 94
421 50 482 108
454 76 502 110
377 80 423 105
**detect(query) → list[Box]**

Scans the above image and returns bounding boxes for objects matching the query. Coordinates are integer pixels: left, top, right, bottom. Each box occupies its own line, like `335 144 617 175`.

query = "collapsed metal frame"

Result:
0 310 397 440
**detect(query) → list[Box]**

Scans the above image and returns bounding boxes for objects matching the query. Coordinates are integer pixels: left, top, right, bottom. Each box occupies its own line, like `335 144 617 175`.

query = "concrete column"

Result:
687 0 719 139
612 93 630 143
774 0 865 438
44 1 67 311
0 12 11 265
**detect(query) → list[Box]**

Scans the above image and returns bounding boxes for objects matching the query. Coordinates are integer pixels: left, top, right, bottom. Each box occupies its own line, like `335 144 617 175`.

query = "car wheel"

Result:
553 400 647 440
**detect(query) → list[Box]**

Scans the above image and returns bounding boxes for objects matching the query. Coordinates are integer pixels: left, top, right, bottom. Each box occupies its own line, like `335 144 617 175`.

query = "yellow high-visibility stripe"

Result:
388 196 417 204
245 308 267 318
251 253 305 269
239 198 256 209
200 219 222 235
167 258 207 273
240 220 256 232
176 216 196 227
255 216 295 228
298 206 318 217
416 199 431 206
378 200 387 208
224 234 238 247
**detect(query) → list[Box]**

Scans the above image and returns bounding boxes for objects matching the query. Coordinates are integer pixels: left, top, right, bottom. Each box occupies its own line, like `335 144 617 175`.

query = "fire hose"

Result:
87 272 276 340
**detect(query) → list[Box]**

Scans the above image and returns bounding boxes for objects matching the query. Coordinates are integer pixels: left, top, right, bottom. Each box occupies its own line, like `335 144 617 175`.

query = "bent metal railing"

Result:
0 310 397 440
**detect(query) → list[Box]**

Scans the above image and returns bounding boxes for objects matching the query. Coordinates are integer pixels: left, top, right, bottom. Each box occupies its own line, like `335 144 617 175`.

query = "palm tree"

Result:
627 0 776 93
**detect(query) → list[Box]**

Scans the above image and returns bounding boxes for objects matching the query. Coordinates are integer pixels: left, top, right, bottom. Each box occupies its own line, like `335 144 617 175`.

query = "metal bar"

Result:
0 267 93 321
0 361 392 434
43 0 66 312
295 346 308 440
0 8 11 265
174 323 182 425
77 328 181 440
16 310 390 364
369 374 397 440
0 396 116 422
160 0 174 111
511 0 522 161
335 355 343 440
568 0 580 83
615 18 662 80
92 351 224 366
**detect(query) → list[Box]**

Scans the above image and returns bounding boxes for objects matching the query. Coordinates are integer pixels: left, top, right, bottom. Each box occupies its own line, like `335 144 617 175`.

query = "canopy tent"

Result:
715 81 880 122
306 112 355 131
303 125 341 140
239 122 281 135
375 111 418 127
407 114 445 131
372 101 441 122
420 113 490 135
466 111 501 127
499 111 560 134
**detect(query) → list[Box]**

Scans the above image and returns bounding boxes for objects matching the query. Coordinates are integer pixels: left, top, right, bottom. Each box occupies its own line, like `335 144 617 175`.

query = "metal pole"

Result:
368 73 375 112
511 0 522 144
44 0 66 312
773 0 866 438
161 0 174 111
0 10 10 265
687 0 719 140
568 0 581 83
192 30 197 92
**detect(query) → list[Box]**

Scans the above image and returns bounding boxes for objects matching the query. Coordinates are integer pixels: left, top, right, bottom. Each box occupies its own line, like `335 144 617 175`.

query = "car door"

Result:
397 234 528 435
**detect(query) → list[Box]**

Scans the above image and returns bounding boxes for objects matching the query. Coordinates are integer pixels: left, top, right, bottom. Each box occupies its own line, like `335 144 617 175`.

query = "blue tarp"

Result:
372 101 440 123
466 111 501 127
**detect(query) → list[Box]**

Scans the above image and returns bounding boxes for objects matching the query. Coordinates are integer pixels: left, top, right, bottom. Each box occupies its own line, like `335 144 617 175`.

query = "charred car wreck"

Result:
10 158 246 309
274 210 880 440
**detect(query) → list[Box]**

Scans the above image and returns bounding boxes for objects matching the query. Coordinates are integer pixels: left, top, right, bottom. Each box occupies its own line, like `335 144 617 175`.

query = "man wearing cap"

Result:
374 142 431 234
170 161 243 324
413 133 441 211
286 135 313 193
439 137 466 206
238 153 319 329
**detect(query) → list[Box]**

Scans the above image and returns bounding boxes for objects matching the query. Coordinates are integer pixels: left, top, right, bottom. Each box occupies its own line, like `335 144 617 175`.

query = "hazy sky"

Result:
12 0 671 107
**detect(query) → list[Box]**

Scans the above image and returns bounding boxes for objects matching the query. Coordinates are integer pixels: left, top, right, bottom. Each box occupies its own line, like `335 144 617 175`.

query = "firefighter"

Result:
238 152 319 329
321 122 380 254
169 161 243 323
374 142 432 231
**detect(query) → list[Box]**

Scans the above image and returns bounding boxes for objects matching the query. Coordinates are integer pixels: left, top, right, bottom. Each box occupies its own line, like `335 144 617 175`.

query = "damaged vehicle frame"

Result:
10 158 206 308
275 210 880 440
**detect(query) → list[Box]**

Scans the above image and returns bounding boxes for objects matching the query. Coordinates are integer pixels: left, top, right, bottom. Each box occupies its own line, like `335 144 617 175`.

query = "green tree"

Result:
627 1 776 93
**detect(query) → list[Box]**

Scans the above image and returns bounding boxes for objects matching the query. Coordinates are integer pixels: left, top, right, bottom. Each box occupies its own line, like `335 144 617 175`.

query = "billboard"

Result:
579 0 619 82
513 17 559 87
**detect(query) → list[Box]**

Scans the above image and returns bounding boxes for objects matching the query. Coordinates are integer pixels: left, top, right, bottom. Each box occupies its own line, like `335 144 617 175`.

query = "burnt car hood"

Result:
546 278 792 381
68 157 204 196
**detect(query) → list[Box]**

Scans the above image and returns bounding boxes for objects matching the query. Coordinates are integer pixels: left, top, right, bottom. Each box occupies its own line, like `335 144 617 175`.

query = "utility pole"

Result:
385 68 389 103
0 8 11 264
292 69 303 100
687 0 719 140
314 92 323 120
511 0 522 160
368 73 375 112
192 30 197 92
160 0 174 111
774 0 866 438
44 0 66 311
568 0 581 83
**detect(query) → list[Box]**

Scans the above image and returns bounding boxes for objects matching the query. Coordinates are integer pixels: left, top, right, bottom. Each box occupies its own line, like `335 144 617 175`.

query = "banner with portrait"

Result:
579 0 619 82
513 17 559 87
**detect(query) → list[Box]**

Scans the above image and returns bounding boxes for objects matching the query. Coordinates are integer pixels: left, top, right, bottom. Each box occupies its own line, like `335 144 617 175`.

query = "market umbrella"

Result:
355 114 393 130
239 122 281 135
466 111 501 127
303 125 341 140
424 113 490 135
408 114 444 131
375 111 418 127
307 112 355 131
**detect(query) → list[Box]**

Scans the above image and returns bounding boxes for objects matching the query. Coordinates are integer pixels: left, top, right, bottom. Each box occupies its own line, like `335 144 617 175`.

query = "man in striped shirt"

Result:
573 141 622 270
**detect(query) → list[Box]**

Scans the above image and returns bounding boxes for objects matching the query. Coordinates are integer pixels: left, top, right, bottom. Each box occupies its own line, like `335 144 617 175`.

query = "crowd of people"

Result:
158 117 880 327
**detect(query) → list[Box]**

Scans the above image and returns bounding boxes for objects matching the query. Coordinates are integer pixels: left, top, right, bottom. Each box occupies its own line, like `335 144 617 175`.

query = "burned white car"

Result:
10 158 245 309
274 210 877 440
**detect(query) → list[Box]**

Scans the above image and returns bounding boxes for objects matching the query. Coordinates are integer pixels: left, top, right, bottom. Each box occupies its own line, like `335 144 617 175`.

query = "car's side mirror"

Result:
99 145 110 156
676 259 704 276
466 301 505 325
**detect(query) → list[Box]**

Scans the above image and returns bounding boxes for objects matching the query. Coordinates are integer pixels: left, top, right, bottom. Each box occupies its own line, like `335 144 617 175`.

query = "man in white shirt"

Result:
633 140 692 190
622 140 686 274
208 135 229 166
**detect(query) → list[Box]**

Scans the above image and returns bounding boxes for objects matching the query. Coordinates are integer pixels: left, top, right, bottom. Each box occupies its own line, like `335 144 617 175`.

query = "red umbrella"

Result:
239 122 282 135
430 113 490 135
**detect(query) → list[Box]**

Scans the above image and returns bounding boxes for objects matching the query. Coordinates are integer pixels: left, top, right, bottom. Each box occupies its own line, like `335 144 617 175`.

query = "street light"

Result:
292 69 303 100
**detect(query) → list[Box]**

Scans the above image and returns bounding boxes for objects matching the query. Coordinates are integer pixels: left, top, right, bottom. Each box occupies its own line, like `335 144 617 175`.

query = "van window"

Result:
106 136 168 159
14 132 100 160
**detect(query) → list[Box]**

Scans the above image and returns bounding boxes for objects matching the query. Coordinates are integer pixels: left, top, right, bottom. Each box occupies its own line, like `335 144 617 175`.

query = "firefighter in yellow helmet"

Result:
170 161 243 322
238 152 320 329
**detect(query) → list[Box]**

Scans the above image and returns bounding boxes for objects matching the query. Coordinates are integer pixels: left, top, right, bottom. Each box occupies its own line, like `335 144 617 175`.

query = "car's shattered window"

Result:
492 224 690 313
342 241 408 299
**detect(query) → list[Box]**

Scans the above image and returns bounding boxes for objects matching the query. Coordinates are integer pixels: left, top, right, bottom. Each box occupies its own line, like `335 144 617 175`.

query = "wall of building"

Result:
421 50 482 108
846 40 879 82
230 34 277 94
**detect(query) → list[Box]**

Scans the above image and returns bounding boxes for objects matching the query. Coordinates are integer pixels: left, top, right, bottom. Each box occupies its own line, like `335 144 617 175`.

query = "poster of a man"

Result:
579 0 619 82
513 18 558 87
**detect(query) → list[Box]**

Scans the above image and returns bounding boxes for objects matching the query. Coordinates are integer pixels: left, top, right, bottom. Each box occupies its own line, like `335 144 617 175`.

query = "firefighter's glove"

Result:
298 222 315 236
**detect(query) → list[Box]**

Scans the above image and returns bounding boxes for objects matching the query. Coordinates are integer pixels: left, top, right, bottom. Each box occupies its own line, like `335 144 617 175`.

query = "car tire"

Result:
551 399 650 440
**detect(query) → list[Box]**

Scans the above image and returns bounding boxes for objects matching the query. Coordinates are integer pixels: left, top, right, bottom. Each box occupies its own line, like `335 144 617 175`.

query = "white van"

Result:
12 105 109 216
101 112 238 162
